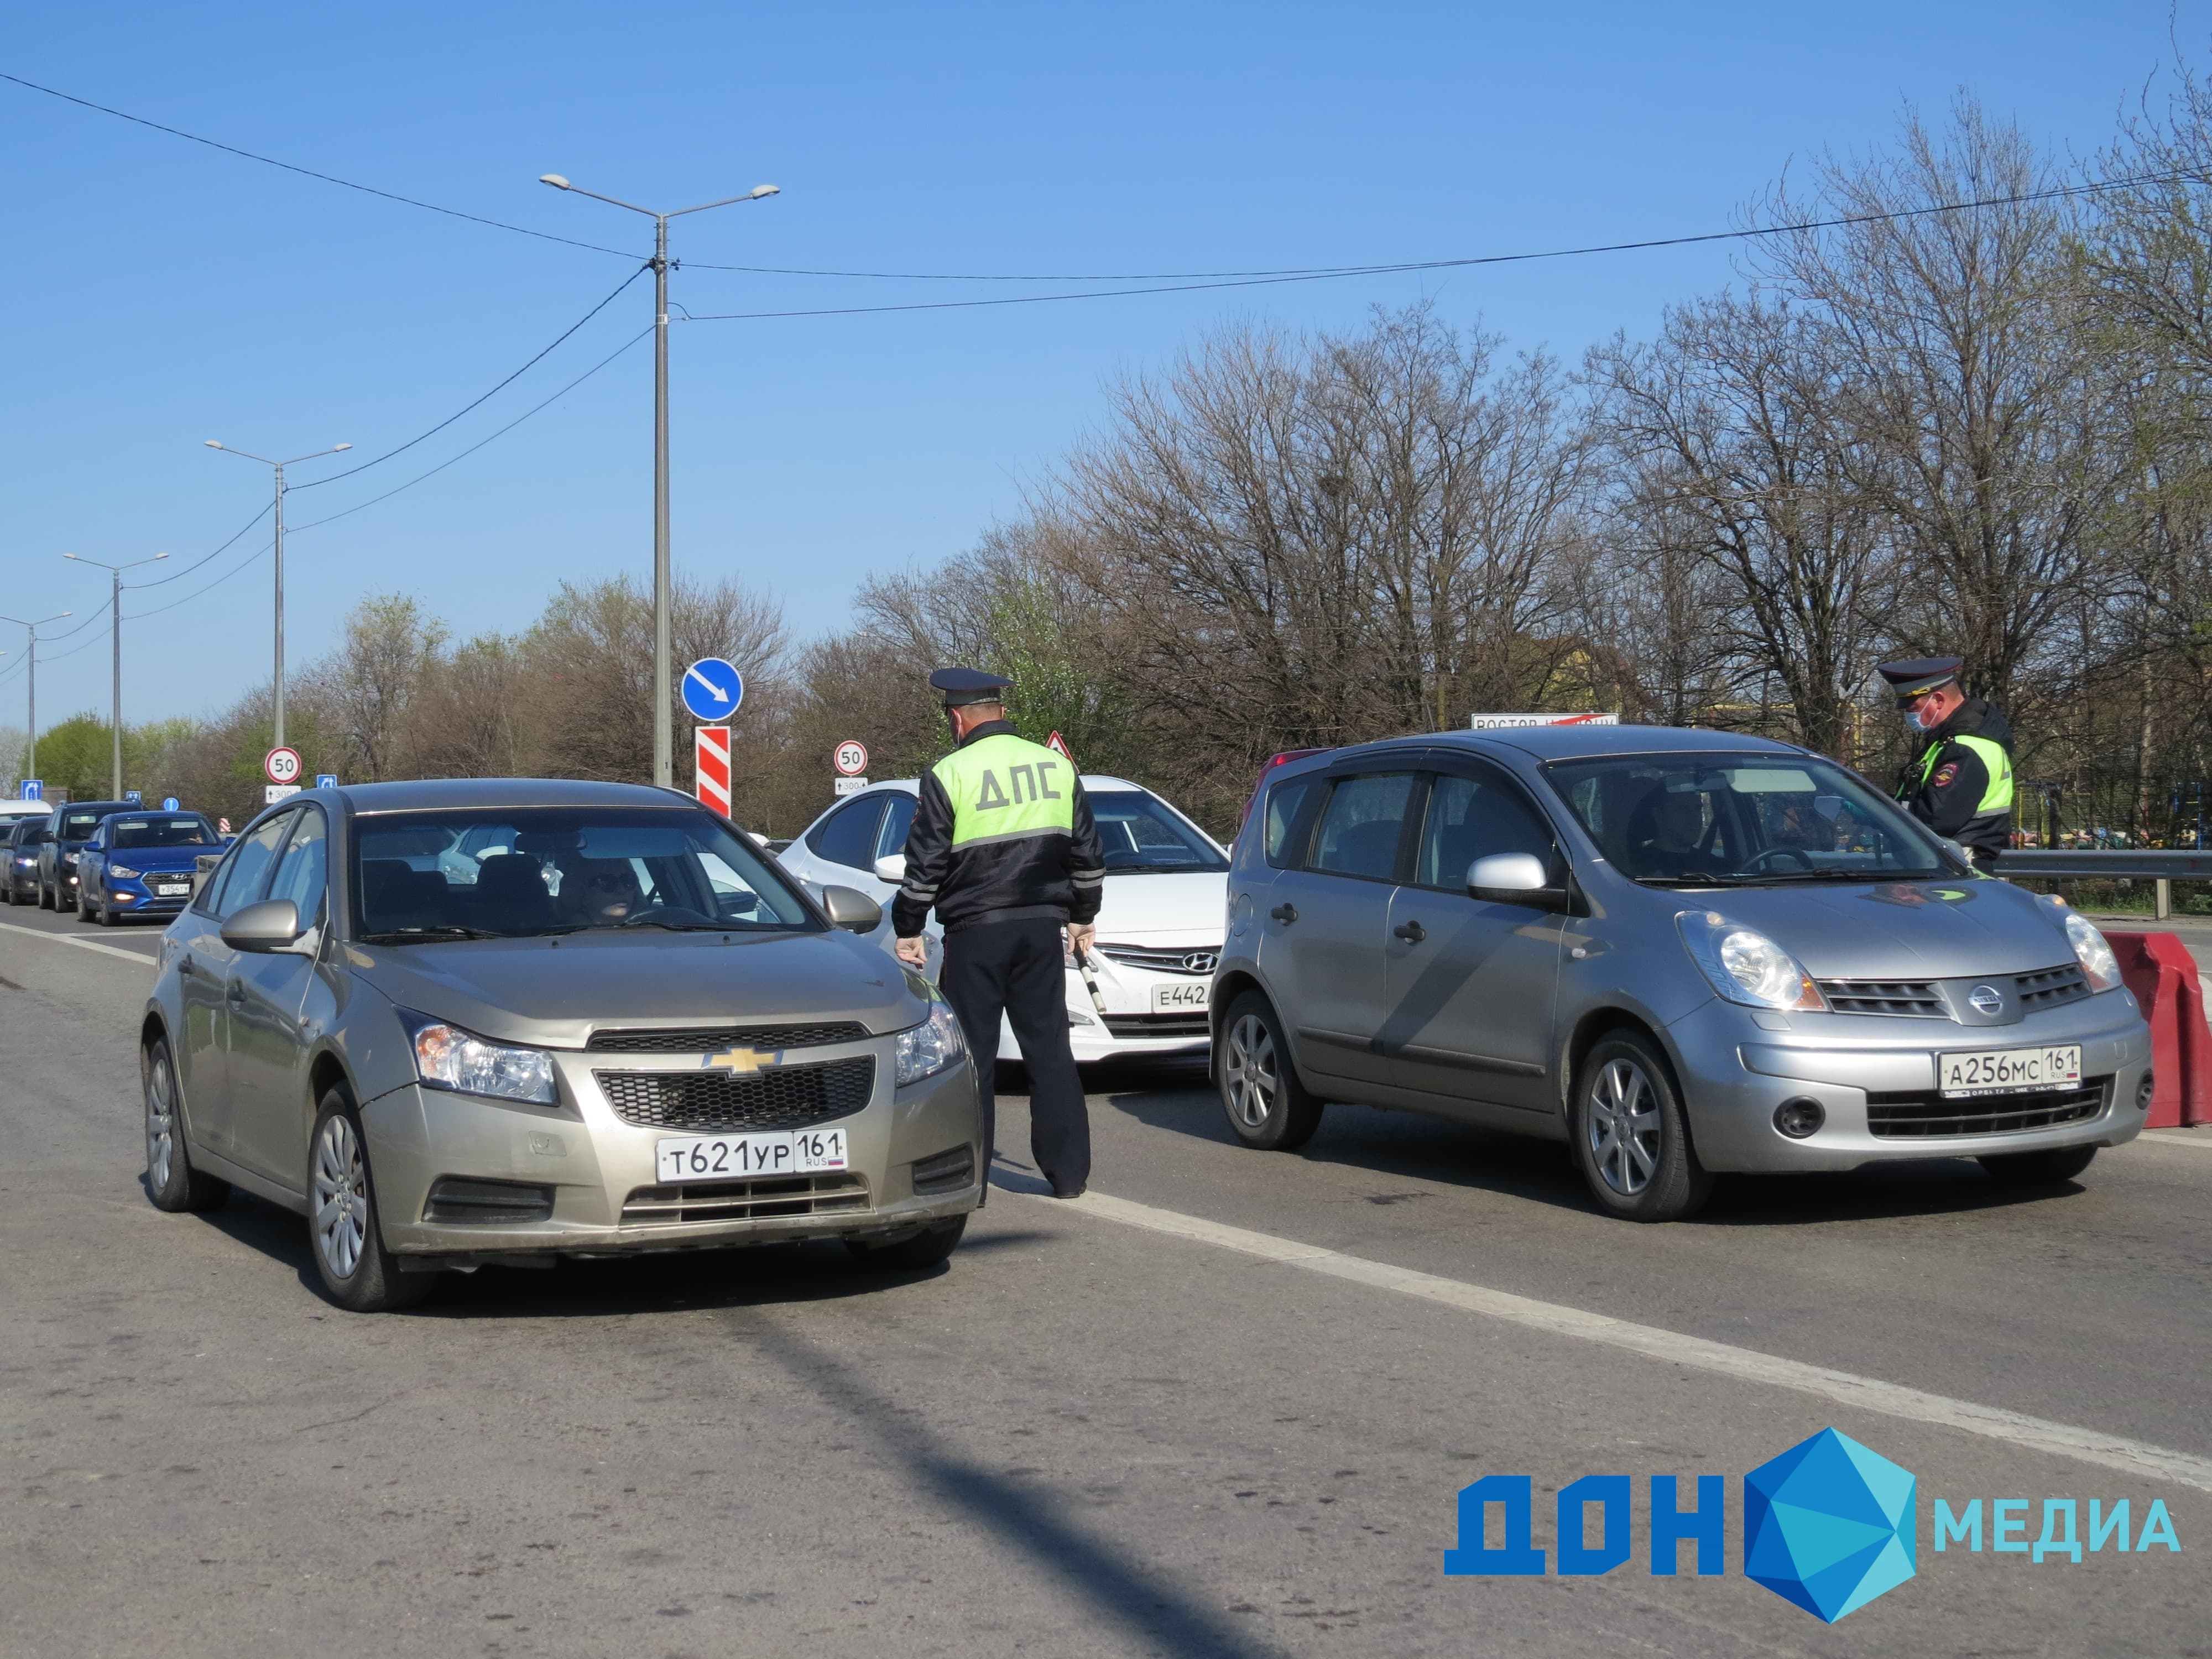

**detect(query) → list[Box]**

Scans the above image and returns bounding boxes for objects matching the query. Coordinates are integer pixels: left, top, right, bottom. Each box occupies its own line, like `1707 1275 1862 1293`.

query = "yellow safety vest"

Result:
931 733 1078 850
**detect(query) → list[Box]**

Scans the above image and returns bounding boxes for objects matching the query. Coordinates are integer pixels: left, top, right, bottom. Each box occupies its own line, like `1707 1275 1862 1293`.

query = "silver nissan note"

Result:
1212 726 2152 1220
140 779 983 1308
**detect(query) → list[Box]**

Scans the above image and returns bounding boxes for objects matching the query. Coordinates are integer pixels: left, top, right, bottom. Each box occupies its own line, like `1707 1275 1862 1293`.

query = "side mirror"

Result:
821 884 884 933
1467 853 1568 911
221 897 302 952
872 853 907 883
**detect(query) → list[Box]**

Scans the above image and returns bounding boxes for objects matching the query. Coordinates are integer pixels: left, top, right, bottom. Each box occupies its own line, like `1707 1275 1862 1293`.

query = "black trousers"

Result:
938 917 1091 1193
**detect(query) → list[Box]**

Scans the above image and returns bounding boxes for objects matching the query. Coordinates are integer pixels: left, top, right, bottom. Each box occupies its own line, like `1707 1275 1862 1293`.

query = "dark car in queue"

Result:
75 810 223 925
140 778 983 1312
37 800 134 911
1 813 53 904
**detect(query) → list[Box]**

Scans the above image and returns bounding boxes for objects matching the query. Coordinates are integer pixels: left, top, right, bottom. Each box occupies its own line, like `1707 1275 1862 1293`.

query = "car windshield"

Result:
1544 752 1957 885
1089 791 1228 873
351 807 822 941
111 816 218 849
58 810 108 839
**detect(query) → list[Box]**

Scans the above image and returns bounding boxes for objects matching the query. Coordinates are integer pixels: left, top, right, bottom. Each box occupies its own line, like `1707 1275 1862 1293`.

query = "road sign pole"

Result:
653 215 672 790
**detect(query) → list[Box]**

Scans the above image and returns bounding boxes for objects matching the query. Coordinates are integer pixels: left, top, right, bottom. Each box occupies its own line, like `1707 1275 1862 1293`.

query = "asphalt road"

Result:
3 900 2208 1657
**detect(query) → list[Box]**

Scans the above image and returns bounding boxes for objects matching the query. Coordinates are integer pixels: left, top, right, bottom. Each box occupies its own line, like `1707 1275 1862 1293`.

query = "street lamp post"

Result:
204 441 352 750
539 173 780 787
0 609 74 787
63 552 170 798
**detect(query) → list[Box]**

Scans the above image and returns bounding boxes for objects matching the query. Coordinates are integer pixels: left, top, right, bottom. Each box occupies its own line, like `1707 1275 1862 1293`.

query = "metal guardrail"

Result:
1996 848 2212 921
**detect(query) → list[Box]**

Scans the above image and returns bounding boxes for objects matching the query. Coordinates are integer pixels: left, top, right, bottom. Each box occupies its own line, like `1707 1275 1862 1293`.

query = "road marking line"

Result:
1015 1185 2212 1495
0 919 158 965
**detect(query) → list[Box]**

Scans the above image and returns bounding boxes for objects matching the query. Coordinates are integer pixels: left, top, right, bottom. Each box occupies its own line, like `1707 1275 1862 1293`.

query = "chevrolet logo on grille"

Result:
702 1046 783 1074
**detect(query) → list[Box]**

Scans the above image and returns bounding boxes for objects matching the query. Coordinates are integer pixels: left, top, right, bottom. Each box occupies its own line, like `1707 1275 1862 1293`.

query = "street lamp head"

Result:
205 440 224 450
540 174 572 190
750 184 780 199
62 552 79 562
153 552 170 561
333 442 353 452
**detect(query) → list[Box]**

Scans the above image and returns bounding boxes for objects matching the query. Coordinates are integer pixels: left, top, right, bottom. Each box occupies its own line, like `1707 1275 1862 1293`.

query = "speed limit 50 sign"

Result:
264 746 303 785
833 740 869 777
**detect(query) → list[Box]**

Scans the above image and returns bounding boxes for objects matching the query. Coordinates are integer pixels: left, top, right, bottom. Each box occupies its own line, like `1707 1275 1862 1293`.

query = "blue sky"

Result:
2 1 2205 732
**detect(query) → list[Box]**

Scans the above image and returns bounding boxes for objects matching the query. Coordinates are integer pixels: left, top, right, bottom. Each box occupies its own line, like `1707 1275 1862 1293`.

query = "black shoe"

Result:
1050 1183 1086 1200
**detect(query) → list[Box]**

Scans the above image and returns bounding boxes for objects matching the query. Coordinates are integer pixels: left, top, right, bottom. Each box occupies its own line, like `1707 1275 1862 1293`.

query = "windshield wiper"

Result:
358 925 507 943
614 918 731 931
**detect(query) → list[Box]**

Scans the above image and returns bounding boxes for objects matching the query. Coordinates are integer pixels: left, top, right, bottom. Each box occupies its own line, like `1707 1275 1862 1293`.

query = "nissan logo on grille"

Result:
1182 952 1219 974
1968 984 2005 1016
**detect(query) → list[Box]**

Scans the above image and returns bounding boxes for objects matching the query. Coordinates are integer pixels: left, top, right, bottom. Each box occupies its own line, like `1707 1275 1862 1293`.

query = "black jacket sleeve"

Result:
1907 742 1991 839
892 769 955 937
1065 779 1106 926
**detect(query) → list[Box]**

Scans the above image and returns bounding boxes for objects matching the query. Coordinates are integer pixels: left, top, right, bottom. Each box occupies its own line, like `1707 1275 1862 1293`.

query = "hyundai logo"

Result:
1968 984 2005 1016
1182 952 1219 974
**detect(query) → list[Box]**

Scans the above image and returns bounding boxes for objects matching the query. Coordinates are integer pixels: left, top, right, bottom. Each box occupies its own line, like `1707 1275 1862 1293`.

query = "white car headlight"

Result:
408 1018 557 1104
1677 910 1826 1011
108 864 142 880
895 1000 967 1087
2064 911 2124 993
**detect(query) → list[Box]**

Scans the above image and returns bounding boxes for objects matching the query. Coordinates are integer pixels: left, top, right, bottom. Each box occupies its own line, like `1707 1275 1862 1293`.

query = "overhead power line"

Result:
291 265 650 491
0 70 642 259
677 171 2183 307
129 502 273 588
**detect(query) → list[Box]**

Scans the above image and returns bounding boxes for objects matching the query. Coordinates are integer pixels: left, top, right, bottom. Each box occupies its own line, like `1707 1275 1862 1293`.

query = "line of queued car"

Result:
1 799 228 923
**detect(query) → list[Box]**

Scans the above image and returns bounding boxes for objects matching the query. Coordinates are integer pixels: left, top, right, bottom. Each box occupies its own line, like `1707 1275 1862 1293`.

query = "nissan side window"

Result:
1309 774 1416 880
808 797 886 870
1416 771 1556 889
264 809 330 925
210 813 295 920
1263 778 1317 869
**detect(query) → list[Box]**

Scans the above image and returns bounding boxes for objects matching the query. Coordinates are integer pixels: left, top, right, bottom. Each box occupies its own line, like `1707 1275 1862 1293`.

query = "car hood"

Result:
346 928 927 1048
1657 878 2080 978
1095 870 1229 940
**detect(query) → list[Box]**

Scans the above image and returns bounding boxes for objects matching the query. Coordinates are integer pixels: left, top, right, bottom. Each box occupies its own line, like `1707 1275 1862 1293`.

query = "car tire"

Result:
1570 1031 1714 1222
844 1215 967 1270
1978 1145 2097 1186
1215 990 1325 1151
143 1036 229 1213
307 1090 432 1312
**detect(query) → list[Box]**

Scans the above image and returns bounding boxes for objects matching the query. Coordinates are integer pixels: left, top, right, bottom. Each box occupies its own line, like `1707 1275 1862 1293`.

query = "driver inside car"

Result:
1624 784 1733 878
572 859 645 925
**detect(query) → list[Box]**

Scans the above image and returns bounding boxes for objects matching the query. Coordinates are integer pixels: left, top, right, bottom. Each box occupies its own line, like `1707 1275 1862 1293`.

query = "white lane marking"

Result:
0 919 158 966
2140 1129 2212 1151
1014 1185 2212 1495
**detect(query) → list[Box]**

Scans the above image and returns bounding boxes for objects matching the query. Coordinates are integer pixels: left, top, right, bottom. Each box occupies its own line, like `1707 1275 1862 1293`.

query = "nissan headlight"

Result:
108 864 142 880
2064 911 2124 993
404 1015 557 1104
1677 911 1826 1011
895 1000 967 1086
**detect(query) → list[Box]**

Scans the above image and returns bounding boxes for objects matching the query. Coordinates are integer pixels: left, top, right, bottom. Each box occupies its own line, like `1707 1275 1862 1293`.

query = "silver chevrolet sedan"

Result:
1214 726 2152 1220
139 779 982 1309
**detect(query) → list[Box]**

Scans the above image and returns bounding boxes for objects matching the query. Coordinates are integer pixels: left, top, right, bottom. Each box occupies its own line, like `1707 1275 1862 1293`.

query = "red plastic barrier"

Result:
2104 932 2212 1128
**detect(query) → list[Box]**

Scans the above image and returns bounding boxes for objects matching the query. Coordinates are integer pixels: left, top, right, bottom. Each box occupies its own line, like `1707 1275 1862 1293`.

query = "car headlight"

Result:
2064 911 2124 993
405 1016 558 1104
108 864 141 880
895 1000 967 1086
1677 910 1826 1011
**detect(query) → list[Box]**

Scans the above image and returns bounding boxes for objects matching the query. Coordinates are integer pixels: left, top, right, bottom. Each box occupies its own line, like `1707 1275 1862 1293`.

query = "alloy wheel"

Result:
145 1051 175 1191
311 1114 370 1281
1585 1057 1662 1196
1223 1013 1278 1129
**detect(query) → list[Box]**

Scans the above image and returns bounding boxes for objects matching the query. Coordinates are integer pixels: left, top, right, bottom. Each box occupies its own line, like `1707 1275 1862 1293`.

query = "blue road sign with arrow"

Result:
162 797 179 811
681 658 745 722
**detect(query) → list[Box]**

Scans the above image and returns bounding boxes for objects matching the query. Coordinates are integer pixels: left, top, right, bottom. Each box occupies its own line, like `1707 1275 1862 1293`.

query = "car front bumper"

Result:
1667 991 2153 1172
359 1044 985 1260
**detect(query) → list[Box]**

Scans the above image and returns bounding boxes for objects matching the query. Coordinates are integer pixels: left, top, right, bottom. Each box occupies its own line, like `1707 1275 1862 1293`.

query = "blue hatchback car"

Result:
76 810 224 925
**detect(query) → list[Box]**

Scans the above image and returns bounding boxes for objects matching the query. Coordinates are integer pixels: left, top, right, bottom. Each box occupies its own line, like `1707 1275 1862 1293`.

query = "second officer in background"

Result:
1879 655 2017 867
892 669 1106 1199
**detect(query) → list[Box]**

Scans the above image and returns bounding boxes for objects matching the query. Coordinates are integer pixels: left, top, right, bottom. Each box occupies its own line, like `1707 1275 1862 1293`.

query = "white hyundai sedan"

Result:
777 775 1227 1064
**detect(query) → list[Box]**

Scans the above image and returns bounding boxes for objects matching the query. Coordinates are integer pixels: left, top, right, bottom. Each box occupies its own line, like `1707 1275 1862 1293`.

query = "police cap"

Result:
1876 656 1963 707
928 667 1015 708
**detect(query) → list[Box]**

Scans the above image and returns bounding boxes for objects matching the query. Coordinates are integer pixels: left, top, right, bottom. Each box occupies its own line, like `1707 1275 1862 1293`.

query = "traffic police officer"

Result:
892 669 1107 1199
1877 655 2017 866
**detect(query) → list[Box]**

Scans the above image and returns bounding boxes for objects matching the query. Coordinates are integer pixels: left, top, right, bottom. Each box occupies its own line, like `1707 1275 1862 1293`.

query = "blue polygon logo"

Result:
1744 1428 1916 1622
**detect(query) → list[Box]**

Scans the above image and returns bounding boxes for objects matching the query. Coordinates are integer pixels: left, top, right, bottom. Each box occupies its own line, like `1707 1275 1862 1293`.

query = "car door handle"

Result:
1393 919 1427 943
225 982 246 1005
1270 903 1298 924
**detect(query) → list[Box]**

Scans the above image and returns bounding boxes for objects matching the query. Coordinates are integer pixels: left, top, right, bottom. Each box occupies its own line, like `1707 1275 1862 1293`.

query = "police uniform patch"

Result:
1932 762 1959 788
